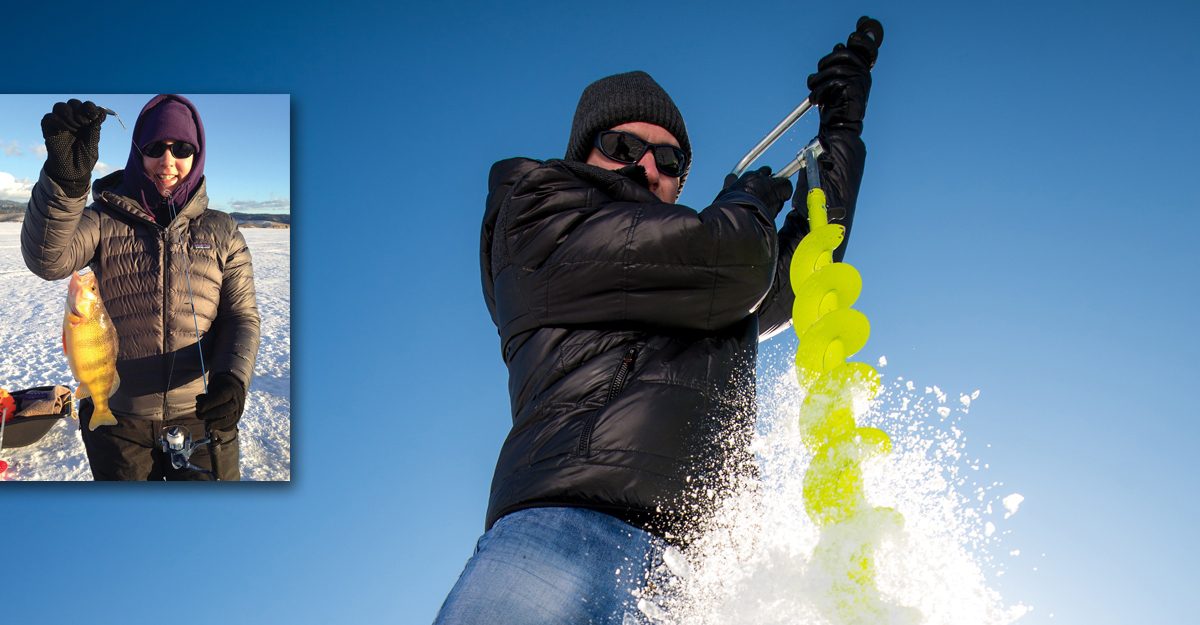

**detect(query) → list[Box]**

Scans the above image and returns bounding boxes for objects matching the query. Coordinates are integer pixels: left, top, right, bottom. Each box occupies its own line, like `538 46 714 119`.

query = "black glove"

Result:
720 166 794 219
807 16 883 129
40 99 106 198
196 373 247 432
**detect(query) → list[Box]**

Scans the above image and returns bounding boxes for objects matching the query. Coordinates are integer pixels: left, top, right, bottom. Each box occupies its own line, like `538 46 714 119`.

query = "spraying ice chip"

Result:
878 355 888 367
637 598 669 623
985 522 996 537
662 545 693 580
1002 493 1024 519
937 407 951 417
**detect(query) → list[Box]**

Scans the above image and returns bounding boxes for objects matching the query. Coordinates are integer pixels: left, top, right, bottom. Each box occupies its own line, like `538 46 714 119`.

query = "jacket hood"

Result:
115 94 206 220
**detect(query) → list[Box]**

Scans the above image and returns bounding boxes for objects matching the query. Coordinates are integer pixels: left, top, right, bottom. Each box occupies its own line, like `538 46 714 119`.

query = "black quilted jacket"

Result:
480 129 864 537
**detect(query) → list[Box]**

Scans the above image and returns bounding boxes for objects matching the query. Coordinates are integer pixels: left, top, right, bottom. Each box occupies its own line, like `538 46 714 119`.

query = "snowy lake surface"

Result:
0 222 291 481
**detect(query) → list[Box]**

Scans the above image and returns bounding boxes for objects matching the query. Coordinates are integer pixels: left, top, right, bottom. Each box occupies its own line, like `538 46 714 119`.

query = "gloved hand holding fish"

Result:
62 271 120 431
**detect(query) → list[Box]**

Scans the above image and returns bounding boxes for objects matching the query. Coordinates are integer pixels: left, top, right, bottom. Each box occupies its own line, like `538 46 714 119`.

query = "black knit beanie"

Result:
565 71 691 187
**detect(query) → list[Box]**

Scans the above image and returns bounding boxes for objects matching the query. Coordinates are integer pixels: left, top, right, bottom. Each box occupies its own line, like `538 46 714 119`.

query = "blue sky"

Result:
0 94 289 213
1 1 1198 625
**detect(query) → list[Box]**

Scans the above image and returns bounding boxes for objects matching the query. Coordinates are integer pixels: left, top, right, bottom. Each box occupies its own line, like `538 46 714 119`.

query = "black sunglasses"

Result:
141 141 197 159
594 130 686 177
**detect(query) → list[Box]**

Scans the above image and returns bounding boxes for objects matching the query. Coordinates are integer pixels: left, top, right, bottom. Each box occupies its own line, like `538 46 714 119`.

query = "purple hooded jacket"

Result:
115 94 206 221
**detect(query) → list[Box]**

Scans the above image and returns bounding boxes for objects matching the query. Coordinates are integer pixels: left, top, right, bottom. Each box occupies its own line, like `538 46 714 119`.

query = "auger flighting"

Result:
790 144 916 624
735 16 918 623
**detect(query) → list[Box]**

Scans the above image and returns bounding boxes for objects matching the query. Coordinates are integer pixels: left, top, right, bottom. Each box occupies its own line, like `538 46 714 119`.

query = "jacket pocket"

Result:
575 345 640 458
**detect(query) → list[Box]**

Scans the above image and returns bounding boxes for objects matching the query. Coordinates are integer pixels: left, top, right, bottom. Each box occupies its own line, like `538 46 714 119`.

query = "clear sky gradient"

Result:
0 93 290 212
0 1 1196 625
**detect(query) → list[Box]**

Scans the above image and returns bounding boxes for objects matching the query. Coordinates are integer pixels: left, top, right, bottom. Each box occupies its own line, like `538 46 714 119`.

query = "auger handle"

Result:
731 99 814 178
855 16 884 65
734 16 885 179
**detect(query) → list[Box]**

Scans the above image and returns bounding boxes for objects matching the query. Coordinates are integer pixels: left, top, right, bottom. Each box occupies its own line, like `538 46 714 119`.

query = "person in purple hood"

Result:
118 95 208 225
22 95 261 480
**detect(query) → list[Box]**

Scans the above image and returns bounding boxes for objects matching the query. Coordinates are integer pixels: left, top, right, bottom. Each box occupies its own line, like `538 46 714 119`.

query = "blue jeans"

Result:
434 507 664 625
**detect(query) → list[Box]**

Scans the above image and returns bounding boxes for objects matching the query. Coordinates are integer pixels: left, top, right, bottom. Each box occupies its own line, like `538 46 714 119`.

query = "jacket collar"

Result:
544 159 662 204
486 157 662 205
93 170 209 228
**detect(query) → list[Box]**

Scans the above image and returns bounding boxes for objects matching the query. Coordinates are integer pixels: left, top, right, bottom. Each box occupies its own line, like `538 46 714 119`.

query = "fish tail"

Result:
88 404 118 431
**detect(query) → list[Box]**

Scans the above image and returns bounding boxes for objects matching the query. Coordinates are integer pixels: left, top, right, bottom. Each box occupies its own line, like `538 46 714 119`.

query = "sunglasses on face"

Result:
594 130 686 178
141 141 196 159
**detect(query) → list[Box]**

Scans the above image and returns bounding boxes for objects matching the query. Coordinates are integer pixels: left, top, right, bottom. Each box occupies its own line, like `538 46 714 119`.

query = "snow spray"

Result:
635 153 1030 624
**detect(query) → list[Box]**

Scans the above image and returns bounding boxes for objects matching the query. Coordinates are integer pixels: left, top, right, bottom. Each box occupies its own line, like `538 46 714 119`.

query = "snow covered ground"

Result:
0 222 290 481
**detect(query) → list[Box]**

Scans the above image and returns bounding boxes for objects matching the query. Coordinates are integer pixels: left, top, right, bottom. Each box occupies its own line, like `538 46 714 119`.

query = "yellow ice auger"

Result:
733 16 917 622
790 143 909 622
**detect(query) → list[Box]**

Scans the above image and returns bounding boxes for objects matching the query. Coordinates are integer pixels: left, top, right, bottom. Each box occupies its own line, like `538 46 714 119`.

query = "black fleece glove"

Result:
720 166 794 219
807 17 883 130
40 99 106 198
196 373 247 432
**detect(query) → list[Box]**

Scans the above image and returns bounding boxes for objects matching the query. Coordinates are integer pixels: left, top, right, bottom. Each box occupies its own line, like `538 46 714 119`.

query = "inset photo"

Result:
0 94 290 481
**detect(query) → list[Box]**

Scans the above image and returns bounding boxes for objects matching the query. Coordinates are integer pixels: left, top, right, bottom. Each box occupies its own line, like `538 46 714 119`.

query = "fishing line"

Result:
168 196 209 396
139 134 209 400
98 107 125 130
161 183 219 480
170 193 222 480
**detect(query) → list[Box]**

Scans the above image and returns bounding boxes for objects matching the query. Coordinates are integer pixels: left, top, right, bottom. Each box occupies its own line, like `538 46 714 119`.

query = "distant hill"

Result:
0 203 289 228
0 199 23 221
229 213 290 228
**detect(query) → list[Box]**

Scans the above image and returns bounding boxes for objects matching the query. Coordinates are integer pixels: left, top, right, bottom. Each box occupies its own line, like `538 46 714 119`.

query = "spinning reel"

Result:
159 425 216 478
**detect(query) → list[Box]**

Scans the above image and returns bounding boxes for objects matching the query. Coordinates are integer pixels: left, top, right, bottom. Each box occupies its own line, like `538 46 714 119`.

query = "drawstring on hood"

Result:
115 94 206 223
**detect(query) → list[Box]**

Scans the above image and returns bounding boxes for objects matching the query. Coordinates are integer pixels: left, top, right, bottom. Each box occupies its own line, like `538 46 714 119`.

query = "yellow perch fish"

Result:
63 271 120 430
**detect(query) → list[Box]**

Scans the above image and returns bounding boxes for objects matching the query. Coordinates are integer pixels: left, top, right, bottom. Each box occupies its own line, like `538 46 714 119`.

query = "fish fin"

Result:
108 372 121 397
74 385 91 400
88 407 117 431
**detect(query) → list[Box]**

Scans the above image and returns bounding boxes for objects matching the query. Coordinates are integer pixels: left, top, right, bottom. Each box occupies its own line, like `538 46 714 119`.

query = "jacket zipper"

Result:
160 227 170 419
99 191 174 418
576 346 639 457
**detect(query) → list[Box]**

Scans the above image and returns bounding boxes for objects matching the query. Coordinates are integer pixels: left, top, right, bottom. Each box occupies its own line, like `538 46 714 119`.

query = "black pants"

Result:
79 399 240 481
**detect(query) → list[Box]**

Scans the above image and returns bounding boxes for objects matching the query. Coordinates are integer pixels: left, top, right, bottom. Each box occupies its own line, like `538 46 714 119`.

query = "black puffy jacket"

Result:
480 129 865 538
